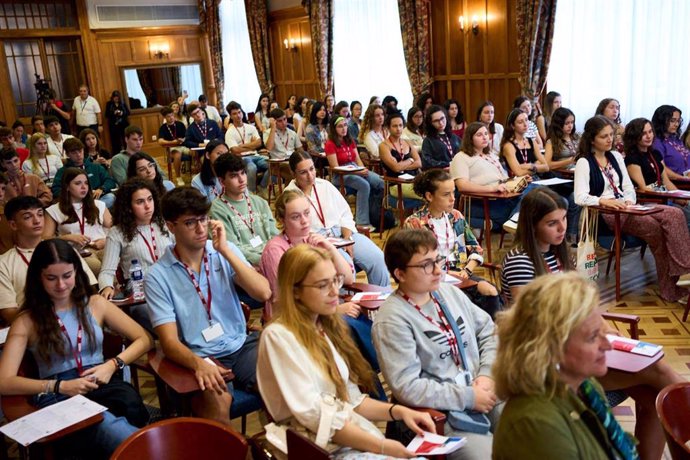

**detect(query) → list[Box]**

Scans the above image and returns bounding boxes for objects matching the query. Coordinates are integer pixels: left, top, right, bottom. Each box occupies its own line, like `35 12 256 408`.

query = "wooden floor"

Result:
2 227 688 459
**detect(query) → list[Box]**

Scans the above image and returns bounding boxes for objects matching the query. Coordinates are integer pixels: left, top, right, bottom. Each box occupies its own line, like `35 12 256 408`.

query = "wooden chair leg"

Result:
498 230 506 249
683 294 690 322
605 251 614 276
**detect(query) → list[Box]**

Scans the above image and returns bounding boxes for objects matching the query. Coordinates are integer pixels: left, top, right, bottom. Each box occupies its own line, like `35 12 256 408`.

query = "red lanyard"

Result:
211 182 224 199
55 314 84 375
439 134 453 158
427 213 453 266
137 225 158 262
646 151 662 186
15 247 30 266
196 121 208 139
307 187 326 227
398 290 461 367
518 147 529 164
174 247 213 322
234 124 246 144
598 160 623 199
76 206 86 235
40 158 50 178
220 195 256 236
481 153 505 177
277 130 290 148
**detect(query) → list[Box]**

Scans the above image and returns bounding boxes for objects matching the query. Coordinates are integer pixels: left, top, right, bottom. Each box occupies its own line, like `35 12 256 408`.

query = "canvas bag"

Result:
577 208 599 281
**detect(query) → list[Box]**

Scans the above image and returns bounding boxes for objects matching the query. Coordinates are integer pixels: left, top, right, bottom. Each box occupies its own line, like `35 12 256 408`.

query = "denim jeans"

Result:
98 193 116 209
243 155 269 191
332 168 384 226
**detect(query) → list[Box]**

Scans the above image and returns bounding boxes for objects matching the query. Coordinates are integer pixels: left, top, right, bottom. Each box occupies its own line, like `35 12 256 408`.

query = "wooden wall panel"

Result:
430 0 520 126
268 7 320 106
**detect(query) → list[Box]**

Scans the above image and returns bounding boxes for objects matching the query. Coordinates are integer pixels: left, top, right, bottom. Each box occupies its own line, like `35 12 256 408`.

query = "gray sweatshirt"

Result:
372 283 497 412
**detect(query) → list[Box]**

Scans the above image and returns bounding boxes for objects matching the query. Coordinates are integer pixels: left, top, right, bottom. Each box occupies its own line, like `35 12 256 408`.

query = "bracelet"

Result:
464 267 473 276
54 379 62 395
388 403 398 421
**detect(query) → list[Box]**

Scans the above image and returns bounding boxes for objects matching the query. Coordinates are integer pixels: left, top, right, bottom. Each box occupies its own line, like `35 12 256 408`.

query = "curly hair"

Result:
358 103 384 143
412 169 451 199
493 272 599 399
126 152 167 198
112 178 169 243
622 117 653 157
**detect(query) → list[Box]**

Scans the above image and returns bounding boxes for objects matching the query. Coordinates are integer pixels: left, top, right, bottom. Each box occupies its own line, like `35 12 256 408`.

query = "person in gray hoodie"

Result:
372 228 501 460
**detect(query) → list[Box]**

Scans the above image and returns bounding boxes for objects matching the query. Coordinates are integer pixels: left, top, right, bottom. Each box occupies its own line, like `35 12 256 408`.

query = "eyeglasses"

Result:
406 255 446 274
431 116 446 124
177 215 209 230
299 274 345 294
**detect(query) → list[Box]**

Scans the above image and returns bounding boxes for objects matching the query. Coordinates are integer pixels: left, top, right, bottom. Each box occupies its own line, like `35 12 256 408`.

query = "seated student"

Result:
44 115 74 159
476 101 504 157
421 105 461 169
0 174 13 254
11 120 27 148
537 90 562 143
348 100 362 141
80 128 112 169
53 138 116 209
0 127 29 164
110 125 144 185
183 102 224 149
373 229 500 459
0 147 52 207
500 186 685 459
224 101 269 193
595 98 625 153
31 115 46 135
257 244 435 458
157 106 188 186
285 152 390 288
574 115 690 302
378 112 422 201
263 107 304 182
0 196 97 324
404 170 501 318
0 239 152 460
358 103 387 161
543 107 579 171
210 153 278 266
297 99 313 145
445 99 467 140
652 104 689 180
450 122 531 231
492 273 640 460
402 106 425 151
259 189 354 319
22 133 66 187
253 94 271 135
625 117 690 228
501 108 550 178
305 101 330 157
191 139 227 203
45 168 113 276
325 116 384 229
512 96 544 152
198 94 222 126
144 187 271 425
127 152 174 197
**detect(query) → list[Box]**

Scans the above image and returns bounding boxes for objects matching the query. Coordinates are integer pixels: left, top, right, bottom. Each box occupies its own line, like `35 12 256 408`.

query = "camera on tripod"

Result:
34 73 52 113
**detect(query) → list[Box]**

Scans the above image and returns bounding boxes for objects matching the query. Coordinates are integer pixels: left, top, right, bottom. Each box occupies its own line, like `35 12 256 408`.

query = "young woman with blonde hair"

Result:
257 244 434 458
23 132 63 186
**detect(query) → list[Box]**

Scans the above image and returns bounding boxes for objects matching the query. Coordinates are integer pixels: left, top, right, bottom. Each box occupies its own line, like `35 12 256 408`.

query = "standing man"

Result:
73 84 103 136
144 187 271 425
224 101 268 193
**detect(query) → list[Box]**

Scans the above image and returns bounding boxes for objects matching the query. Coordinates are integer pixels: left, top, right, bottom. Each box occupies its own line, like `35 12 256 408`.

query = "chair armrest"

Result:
147 347 235 395
287 428 334 459
602 312 640 339
410 407 447 435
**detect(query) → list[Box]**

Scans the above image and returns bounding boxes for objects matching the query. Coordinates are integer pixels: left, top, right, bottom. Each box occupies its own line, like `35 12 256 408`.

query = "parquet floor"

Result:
2 229 688 459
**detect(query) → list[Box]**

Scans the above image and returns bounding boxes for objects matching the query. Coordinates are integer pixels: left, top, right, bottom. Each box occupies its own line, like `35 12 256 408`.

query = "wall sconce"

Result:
458 15 480 35
150 42 170 59
283 38 298 52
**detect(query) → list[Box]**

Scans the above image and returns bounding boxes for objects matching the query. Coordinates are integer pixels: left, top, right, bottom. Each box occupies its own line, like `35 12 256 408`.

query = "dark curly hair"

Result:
413 168 452 199
547 107 579 157
127 152 167 198
112 178 169 243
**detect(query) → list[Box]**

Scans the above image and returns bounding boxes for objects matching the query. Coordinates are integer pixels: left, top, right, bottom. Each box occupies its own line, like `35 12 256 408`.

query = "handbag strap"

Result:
432 291 471 382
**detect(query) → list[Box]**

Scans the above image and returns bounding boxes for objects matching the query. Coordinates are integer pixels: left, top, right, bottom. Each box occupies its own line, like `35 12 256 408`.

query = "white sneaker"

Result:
502 213 519 233
677 274 690 288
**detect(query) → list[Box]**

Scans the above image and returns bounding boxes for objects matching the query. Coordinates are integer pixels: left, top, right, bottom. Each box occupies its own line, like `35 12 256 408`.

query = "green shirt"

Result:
493 380 620 460
209 193 278 266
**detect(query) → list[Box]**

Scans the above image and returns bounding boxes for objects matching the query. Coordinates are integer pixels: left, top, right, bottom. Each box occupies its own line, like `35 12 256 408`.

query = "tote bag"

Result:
577 208 599 281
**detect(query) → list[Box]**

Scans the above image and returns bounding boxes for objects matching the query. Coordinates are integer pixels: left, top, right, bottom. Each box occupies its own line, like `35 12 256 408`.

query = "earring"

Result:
555 363 561 372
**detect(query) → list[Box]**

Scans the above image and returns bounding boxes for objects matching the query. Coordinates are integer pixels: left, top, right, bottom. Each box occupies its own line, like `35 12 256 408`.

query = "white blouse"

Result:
46 200 108 240
257 322 383 442
22 154 64 184
574 151 636 207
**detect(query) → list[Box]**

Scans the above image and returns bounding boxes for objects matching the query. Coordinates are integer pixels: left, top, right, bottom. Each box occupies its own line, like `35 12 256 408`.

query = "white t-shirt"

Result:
204 105 222 125
46 134 74 159
225 123 260 155
74 95 102 126
46 200 108 240
263 128 302 160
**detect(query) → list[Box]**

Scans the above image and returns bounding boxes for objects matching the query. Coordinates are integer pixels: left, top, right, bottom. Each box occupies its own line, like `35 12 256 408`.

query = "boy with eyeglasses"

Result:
144 187 271 425
372 228 500 460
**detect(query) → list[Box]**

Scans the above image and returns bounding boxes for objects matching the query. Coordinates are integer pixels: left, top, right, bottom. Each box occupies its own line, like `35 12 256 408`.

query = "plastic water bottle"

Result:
129 259 145 301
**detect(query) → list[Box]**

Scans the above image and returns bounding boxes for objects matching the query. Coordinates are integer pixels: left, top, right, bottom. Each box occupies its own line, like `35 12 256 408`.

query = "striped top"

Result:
501 247 561 304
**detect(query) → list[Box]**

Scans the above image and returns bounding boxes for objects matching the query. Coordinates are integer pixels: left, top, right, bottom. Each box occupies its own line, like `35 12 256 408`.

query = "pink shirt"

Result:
258 234 292 319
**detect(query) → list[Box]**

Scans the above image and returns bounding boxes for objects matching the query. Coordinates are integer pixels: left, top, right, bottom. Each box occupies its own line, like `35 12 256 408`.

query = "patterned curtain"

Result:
302 0 333 99
198 0 225 110
516 0 558 101
397 0 431 99
245 0 275 99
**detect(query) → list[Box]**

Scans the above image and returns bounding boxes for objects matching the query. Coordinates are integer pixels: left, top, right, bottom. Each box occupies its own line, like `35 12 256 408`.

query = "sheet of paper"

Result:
334 165 365 172
0 395 107 446
0 327 8 345
398 173 415 180
406 431 467 455
351 292 391 302
532 177 573 186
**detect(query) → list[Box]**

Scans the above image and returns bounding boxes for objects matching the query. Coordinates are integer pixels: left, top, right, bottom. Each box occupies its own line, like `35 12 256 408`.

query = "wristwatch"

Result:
113 356 126 370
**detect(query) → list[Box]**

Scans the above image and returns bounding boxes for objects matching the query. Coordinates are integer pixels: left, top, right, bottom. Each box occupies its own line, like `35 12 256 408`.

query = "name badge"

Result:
455 370 472 386
201 322 224 342
249 235 263 248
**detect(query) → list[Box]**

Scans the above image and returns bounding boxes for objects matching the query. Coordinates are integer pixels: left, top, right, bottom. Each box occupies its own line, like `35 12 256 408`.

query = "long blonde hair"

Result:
493 272 599 399
273 244 377 400
358 103 384 143
27 132 50 173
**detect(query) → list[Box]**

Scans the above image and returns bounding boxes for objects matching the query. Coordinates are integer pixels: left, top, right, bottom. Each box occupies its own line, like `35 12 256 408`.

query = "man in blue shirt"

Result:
144 187 271 424
183 102 223 148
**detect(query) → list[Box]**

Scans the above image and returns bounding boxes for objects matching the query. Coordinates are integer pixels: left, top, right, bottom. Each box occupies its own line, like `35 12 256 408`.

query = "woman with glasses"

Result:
421 105 461 169
127 152 174 197
257 244 435 458
651 104 689 180
259 189 355 320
